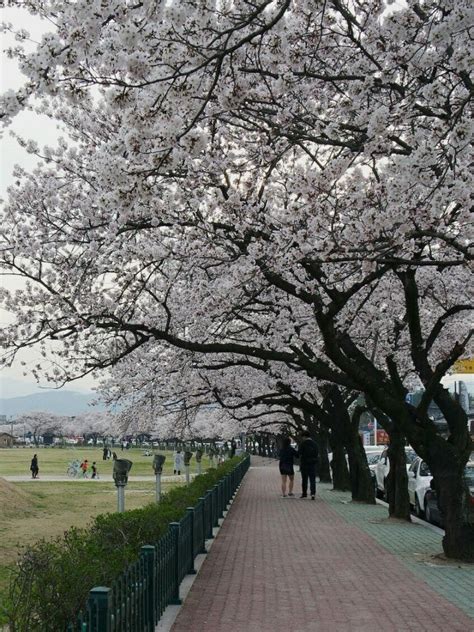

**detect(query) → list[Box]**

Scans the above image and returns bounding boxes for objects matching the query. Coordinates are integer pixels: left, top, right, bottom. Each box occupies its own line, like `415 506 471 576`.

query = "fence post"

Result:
88 586 111 632
198 496 207 552
169 523 182 605
140 545 156 631
206 490 214 539
186 507 197 574
213 484 219 526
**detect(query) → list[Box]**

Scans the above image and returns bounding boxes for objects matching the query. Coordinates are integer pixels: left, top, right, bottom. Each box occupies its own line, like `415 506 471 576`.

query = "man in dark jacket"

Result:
298 430 319 499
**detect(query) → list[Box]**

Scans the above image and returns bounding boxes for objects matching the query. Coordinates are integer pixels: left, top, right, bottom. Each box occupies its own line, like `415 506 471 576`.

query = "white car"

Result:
374 446 418 499
407 457 432 517
366 450 384 493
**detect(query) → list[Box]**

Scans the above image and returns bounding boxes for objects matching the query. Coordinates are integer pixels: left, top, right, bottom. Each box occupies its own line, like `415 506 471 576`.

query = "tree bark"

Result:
328 393 375 503
329 436 351 491
420 423 474 561
346 422 375 503
317 426 332 483
385 429 411 520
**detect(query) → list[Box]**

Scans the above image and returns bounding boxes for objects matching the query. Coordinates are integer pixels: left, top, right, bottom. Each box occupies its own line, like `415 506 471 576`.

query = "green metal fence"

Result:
67 455 250 632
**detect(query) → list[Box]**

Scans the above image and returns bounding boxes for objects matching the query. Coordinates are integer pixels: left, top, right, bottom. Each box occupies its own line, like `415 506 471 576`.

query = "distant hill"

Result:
0 390 106 417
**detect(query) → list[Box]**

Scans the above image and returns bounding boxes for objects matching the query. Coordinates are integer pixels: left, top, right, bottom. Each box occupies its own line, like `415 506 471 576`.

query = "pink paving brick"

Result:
170 459 473 632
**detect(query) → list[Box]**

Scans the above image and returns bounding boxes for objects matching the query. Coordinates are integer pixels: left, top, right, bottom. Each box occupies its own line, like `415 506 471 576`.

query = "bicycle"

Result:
66 460 81 478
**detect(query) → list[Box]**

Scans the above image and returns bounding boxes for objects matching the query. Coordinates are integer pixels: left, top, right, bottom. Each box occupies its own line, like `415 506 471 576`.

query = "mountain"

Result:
0 390 107 417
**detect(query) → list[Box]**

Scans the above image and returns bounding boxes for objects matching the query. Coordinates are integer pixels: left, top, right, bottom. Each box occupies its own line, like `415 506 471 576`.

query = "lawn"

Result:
0 446 211 478
0 446 214 626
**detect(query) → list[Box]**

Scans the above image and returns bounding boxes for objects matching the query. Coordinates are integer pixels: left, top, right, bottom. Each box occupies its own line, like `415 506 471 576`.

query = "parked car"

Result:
407 457 432 517
367 453 383 493
424 461 474 527
374 446 418 499
367 452 383 467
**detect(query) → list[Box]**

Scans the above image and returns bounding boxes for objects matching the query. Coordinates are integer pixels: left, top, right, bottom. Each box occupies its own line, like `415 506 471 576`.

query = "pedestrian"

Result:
30 454 39 479
102 446 108 461
112 451 118 460
278 437 298 497
230 439 237 457
91 461 98 479
174 449 183 475
298 430 319 500
80 459 89 477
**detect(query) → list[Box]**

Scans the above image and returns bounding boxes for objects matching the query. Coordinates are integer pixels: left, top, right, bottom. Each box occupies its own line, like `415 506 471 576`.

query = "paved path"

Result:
2 474 190 482
170 458 473 632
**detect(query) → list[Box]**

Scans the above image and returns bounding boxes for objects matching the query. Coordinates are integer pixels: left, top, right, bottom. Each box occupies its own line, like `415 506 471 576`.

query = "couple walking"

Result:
279 431 319 500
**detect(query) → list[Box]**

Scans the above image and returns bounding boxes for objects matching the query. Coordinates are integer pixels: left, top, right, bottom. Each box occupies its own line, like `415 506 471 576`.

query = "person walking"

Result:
30 454 39 479
174 449 184 475
298 430 319 500
80 459 89 477
102 446 108 461
91 462 98 479
278 437 298 497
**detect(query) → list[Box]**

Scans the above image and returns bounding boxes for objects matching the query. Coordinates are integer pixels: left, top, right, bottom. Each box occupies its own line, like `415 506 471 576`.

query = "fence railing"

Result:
67 455 250 632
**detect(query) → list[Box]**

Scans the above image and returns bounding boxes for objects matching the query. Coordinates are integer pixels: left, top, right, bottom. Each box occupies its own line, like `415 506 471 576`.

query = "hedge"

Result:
6 458 243 631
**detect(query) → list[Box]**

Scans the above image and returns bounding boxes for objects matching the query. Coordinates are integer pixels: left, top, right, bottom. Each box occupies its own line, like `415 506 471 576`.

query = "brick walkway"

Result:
170 458 473 632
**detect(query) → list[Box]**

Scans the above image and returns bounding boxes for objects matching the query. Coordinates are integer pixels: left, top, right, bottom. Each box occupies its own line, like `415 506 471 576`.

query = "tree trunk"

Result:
330 440 351 491
334 398 374 503
346 428 375 504
386 431 411 520
437 471 474 561
318 427 332 483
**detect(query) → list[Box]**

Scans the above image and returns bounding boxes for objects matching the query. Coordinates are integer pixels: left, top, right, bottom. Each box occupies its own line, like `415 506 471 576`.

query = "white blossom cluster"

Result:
0 0 472 439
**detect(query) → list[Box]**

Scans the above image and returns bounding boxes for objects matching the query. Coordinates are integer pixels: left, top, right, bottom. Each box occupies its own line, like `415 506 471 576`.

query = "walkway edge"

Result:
155 488 241 631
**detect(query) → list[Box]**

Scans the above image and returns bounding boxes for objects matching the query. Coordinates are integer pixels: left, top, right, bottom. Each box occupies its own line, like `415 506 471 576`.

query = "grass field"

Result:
0 445 211 478
0 447 211 625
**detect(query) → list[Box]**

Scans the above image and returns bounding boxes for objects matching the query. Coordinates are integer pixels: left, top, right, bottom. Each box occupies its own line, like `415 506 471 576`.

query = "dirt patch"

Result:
413 552 474 569
368 517 411 525
0 478 33 515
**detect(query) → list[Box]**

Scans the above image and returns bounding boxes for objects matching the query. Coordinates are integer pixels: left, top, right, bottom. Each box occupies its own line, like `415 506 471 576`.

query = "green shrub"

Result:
7 458 243 631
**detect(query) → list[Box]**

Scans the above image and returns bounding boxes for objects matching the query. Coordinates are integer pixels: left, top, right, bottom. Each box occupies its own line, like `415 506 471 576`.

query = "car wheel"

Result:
415 494 423 518
424 499 432 524
383 478 389 502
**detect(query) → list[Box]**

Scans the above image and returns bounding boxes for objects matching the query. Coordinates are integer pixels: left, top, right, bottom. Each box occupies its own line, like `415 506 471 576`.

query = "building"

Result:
0 432 14 448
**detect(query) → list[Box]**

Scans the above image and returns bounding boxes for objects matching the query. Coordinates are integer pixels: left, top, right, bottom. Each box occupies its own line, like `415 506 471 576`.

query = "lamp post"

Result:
153 454 166 502
195 449 203 475
113 459 132 513
184 451 193 485
209 447 216 468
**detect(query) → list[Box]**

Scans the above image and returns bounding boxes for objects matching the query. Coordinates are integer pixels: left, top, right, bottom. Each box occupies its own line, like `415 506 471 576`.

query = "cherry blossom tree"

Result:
1 0 473 558
15 411 63 445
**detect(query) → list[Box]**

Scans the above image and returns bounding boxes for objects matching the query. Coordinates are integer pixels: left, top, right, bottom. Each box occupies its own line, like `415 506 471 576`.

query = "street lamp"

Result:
153 454 166 502
184 451 193 485
195 449 203 475
209 447 216 468
113 458 132 513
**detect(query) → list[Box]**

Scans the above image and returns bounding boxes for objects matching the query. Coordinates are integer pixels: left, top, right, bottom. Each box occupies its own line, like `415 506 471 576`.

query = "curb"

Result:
375 497 445 536
154 484 243 631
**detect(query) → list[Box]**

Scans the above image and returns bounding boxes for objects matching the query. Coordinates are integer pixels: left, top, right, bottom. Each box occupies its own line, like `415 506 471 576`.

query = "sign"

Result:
452 358 474 374
376 430 389 445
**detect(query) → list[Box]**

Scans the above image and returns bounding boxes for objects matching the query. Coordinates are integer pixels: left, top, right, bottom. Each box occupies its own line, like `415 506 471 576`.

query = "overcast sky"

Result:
1 7 96 396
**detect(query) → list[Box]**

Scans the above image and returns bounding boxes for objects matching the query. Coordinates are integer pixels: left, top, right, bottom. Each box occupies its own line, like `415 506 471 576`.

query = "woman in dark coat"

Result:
30 454 39 479
278 437 298 497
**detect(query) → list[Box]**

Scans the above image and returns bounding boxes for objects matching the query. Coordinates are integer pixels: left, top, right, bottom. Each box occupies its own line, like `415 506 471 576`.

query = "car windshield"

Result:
367 453 381 464
464 466 474 486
